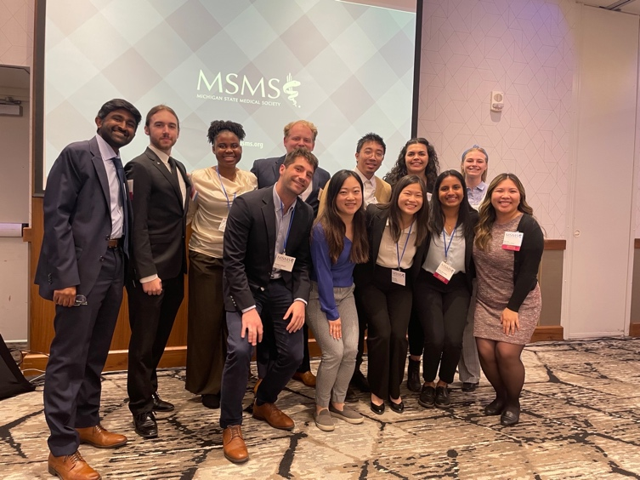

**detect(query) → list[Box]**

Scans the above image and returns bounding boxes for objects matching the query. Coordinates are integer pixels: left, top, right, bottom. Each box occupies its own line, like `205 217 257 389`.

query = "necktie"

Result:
111 156 129 257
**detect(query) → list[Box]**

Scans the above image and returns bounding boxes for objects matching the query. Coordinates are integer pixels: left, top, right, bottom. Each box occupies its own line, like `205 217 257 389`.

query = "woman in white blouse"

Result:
414 170 478 409
185 121 257 409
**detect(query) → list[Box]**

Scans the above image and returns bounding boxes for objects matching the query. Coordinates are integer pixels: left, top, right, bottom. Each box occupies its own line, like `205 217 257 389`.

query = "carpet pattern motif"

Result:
2 338 640 479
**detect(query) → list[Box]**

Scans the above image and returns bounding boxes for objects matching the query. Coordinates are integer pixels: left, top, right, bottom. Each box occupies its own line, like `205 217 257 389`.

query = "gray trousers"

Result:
458 281 481 383
306 282 359 407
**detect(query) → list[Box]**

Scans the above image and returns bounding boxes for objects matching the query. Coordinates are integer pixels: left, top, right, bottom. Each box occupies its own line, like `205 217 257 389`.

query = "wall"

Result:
418 0 575 239
0 0 33 341
0 0 33 66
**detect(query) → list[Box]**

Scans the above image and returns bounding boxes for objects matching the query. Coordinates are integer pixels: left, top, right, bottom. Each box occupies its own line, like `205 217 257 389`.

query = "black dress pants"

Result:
357 267 412 400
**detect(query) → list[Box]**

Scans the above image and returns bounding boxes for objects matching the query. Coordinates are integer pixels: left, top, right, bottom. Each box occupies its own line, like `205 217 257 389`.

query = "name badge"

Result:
218 217 227 232
433 261 456 284
127 179 134 200
391 269 406 286
273 253 296 272
502 231 524 251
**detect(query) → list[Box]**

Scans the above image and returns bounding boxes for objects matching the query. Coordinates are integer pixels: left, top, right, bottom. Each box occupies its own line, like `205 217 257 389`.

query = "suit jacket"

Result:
124 147 190 281
222 186 314 312
35 137 130 300
251 155 331 216
354 204 428 288
317 173 391 218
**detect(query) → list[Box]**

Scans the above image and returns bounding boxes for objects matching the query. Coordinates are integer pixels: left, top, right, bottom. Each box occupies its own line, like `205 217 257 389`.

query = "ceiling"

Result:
582 0 640 14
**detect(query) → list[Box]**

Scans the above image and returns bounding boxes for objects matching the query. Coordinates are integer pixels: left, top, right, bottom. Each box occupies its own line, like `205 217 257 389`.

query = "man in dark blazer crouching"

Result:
36 99 141 480
219 147 317 464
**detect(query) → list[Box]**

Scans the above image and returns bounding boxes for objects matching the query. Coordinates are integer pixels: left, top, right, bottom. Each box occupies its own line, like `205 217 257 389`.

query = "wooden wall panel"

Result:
26 197 566 372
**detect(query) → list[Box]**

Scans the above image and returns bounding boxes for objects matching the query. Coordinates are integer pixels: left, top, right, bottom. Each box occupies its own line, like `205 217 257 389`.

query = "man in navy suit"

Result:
125 105 190 439
251 120 330 387
220 148 316 464
36 99 141 480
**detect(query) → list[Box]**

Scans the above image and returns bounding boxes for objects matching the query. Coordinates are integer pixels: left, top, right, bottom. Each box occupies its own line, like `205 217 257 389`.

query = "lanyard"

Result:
280 201 296 253
215 166 236 210
396 222 413 270
443 225 457 260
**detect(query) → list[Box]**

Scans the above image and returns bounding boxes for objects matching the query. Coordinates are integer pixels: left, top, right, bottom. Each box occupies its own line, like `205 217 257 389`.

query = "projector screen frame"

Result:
31 0 423 196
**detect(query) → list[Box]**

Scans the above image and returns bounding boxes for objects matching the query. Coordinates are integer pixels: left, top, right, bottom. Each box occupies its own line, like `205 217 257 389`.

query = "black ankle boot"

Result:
407 359 421 392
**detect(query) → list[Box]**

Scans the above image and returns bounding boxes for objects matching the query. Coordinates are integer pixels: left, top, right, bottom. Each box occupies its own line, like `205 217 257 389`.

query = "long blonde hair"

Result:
474 173 534 251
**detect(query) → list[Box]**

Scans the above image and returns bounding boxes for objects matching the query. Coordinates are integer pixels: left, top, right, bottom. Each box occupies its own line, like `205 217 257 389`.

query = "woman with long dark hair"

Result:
473 173 543 426
355 175 429 414
383 137 440 192
306 170 369 431
414 170 478 409
384 138 441 392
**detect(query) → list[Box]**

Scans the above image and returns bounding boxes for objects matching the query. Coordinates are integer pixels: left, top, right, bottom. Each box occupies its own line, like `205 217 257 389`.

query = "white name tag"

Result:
218 217 227 232
433 261 456 284
502 231 523 251
391 269 406 286
273 253 296 272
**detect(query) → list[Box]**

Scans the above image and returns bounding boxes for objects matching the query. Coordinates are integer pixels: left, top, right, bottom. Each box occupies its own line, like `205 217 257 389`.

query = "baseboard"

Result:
530 325 564 342
23 341 322 374
629 323 640 337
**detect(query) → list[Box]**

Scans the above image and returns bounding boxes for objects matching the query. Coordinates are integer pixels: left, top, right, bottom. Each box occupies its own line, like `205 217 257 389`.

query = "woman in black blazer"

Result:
354 175 429 414
414 170 478 409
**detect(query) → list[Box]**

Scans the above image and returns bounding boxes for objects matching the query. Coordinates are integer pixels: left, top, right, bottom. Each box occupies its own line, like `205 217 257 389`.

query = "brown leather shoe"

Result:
252 400 294 430
48 451 101 480
292 370 316 387
76 424 127 449
222 425 249 464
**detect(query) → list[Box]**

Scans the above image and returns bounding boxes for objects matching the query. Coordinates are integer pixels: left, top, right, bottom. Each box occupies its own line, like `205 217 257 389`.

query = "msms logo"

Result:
197 70 301 108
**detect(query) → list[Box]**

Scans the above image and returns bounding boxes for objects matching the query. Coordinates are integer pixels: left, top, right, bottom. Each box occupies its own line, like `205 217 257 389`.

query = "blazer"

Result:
251 155 331 216
35 137 131 300
124 147 190 281
222 186 314 312
316 173 391 218
354 204 428 288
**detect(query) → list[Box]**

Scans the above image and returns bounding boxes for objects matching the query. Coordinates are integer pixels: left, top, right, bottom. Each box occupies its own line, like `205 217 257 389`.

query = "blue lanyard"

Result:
442 225 457 260
215 166 236 211
396 222 413 270
280 201 296 253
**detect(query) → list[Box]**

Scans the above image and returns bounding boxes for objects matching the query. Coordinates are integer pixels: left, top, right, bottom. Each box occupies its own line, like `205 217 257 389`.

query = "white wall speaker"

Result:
490 91 504 112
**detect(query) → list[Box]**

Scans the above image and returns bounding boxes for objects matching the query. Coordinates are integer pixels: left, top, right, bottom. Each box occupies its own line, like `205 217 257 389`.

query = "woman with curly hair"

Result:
185 120 257 409
383 137 440 193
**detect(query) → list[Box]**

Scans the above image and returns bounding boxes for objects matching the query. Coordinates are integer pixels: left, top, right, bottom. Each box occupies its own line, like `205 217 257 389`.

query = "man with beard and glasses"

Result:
36 99 141 480
124 105 190 439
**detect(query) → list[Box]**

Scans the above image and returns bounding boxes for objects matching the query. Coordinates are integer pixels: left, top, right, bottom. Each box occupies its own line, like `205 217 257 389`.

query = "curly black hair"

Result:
383 138 440 193
207 120 246 144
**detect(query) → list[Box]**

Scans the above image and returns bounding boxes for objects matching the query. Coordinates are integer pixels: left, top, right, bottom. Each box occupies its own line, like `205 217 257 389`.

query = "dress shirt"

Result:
467 181 487 210
354 167 378 205
271 186 298 279
300 179 313 202
422 227 466 274
96 134 123 239
376 220 418 269
148 144 186 206
188 167 257 259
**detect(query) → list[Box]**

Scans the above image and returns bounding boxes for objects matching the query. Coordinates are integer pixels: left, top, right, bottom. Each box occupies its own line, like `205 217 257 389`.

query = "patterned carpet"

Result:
2 338 640 479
